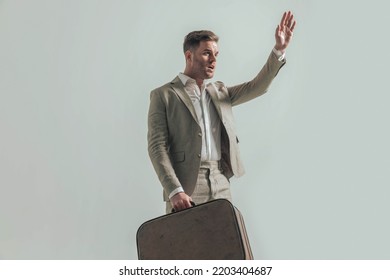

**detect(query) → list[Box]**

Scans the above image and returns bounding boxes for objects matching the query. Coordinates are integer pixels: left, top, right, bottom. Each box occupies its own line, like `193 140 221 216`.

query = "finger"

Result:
284 11 290 26
184 198 192 208
275 25 280 36
290 20 296 32
280 11 287 26
288 14 295 29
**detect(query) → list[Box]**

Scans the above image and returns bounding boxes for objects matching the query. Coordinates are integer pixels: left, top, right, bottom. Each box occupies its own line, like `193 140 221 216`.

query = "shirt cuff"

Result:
272 48 286 61
168 187 185 199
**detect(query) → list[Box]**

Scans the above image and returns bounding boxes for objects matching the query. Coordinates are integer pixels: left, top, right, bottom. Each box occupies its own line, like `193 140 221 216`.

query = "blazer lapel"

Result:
170 76 199 125
206 83 223 120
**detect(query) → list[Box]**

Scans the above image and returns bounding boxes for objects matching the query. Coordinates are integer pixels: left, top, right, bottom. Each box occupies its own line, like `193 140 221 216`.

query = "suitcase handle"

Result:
171 201 196 213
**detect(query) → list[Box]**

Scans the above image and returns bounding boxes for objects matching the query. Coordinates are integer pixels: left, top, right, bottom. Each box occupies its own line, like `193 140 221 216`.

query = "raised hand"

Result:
274 11 296 53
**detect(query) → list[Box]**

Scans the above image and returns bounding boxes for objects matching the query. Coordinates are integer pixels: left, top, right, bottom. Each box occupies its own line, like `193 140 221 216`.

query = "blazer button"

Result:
198 154 201 158
198 132 202 137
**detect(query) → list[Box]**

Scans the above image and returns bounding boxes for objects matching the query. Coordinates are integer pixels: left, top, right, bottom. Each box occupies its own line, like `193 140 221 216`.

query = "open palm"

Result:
275 11 296 52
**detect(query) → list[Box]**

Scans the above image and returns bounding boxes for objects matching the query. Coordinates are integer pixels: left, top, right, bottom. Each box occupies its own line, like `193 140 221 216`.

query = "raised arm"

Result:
227 11 297 106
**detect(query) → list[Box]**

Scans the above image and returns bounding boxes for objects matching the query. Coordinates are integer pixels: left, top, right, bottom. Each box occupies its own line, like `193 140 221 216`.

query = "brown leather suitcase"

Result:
136 199 253 260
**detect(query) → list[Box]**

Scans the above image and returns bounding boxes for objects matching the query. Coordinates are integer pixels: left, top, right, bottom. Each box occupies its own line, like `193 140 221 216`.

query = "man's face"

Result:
186 40 219 81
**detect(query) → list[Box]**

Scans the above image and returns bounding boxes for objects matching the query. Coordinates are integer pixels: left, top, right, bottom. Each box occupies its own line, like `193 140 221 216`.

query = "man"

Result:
148 11 296 213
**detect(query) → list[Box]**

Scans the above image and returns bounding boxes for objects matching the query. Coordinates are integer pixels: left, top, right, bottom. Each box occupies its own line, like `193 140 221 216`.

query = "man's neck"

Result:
194 78 204 90
182 72 205 91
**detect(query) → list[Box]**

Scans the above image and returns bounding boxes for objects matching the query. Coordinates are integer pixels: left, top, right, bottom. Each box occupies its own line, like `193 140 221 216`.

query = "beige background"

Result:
1 0 389 259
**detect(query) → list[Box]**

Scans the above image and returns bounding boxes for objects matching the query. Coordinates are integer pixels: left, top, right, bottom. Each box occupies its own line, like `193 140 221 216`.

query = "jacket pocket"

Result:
172 151 185 163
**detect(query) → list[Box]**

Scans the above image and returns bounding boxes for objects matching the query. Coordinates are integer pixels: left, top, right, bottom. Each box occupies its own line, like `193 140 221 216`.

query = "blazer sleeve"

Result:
147 89 182 197
227 51 286 106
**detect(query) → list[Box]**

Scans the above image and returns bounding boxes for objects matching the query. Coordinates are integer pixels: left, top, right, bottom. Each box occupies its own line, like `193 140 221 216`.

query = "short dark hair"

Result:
183 30 219 53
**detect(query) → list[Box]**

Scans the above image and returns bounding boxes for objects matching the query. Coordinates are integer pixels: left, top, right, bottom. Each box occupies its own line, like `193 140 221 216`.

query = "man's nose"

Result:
209 53 217 62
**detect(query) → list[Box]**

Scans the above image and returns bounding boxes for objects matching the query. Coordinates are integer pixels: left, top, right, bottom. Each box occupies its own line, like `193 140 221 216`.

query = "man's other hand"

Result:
274 11 296 53
170 192 193 211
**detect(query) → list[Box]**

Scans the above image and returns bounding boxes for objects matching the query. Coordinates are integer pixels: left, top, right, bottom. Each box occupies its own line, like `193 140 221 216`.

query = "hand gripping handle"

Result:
171 201 196 213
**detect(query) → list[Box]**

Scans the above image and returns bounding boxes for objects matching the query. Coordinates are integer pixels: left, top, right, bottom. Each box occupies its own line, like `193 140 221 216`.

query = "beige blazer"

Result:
148 51 285 200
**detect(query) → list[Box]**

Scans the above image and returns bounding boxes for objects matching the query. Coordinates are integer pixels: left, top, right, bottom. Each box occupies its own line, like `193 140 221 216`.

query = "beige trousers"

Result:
166 161 232 213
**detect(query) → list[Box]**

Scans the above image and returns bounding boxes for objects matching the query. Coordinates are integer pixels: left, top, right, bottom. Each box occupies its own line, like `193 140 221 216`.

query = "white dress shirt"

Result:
178 73 222 161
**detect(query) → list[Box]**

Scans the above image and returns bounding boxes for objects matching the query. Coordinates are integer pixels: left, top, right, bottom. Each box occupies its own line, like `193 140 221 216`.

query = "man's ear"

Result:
184 50 192 63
